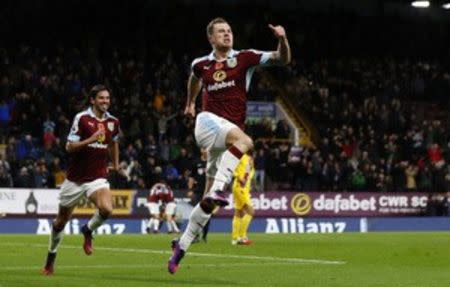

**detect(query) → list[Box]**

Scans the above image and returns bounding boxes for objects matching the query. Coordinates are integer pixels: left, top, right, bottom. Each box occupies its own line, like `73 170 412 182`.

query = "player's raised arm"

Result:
268 24 291 65
184 72 203 117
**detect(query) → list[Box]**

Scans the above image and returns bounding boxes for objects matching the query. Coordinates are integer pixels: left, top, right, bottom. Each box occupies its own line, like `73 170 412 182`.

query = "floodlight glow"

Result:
442 3 450 9
411 1 430 8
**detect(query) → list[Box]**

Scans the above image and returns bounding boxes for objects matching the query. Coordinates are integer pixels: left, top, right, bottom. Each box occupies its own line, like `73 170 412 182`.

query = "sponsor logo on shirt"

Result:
207 80 236 92
87 142 108 149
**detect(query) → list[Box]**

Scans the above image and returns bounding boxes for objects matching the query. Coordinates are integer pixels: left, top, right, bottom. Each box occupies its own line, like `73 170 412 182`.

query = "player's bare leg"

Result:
169 129 253 274
166 215 180 234
42 205 74 275
152 215 161 233
165 213 173 233
168 199 217 274
147 215 160 233
205 128 253 205
146 218 154 234
168 178 211 274
164 202 179 234
82 188 113 255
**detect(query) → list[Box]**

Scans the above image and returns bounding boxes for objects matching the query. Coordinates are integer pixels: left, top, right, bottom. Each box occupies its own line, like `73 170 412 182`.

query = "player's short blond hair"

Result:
206 17 229 36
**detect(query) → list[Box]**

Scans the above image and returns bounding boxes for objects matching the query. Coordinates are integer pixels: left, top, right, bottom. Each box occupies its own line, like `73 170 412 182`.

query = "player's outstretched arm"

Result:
268 24 291 65
185 72 202 118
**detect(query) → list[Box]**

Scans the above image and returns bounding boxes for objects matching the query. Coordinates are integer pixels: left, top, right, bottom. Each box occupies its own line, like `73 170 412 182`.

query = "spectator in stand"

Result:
52 158 66 188
16 134 39 161
0 99 11 136
0 165 13 187
154 109 178 143
0 154 11 174
128 159 145 188
428 143 443 164
405 163 419 191
164 162 180 188
42 114 57 149
175 148 194 176
33 160 55 188
351 169 367 191
254 148 267 192
274 119 291 139
15 167 33 188
153 89 166 113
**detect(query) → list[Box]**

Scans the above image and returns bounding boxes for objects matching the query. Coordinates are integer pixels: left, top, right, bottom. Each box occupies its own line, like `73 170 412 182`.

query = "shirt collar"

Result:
207 49 237 61
87 107 110 120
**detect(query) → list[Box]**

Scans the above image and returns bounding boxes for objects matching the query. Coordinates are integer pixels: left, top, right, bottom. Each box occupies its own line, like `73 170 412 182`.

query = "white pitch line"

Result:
0 262 302 271
0 242 346 265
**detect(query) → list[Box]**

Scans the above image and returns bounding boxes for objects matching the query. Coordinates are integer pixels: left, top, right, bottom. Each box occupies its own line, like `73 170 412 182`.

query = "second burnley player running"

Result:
168 17 291 274
42 85 120 275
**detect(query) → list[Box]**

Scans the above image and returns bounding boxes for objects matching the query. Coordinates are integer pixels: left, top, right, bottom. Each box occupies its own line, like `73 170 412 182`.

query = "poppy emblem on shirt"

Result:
227 57 237 68
214 62 224 70
97 123 106 143
213 70 227 82
107 122 115 132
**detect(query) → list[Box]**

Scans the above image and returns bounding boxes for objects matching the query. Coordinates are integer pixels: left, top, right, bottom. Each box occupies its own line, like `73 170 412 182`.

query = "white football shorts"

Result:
59 178 110 207
164 202 176 216
195 111 238 178
148 202 160 215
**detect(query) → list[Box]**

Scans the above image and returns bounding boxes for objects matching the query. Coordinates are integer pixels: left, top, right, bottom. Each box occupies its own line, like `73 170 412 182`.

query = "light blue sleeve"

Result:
67 114 82 142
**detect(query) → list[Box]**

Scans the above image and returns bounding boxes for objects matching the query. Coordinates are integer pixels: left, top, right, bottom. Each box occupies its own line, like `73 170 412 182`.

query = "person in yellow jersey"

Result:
231 153 255 245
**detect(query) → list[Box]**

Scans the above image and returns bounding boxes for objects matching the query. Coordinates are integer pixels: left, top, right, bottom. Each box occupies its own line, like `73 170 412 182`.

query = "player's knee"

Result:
242 204 254 216
52 219 67 232
239 135 254 152
199 199 215 214
235 209 245 217
98 206 112 219
227 129 253 152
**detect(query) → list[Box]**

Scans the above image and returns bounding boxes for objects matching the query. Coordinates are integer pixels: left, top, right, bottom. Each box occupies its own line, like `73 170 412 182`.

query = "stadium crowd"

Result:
0 1 449 194
263 58 450 193
0 46 449 194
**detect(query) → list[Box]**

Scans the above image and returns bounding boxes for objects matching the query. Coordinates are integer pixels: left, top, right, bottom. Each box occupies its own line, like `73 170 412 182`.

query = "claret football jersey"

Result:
66 107 120 183
191 49 272 129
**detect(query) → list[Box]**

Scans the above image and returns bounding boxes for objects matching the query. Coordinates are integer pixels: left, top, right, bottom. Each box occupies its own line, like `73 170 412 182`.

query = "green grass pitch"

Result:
0 233 449 287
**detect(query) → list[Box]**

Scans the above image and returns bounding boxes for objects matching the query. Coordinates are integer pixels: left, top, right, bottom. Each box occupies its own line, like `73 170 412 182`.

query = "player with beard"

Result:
42 85 120 275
